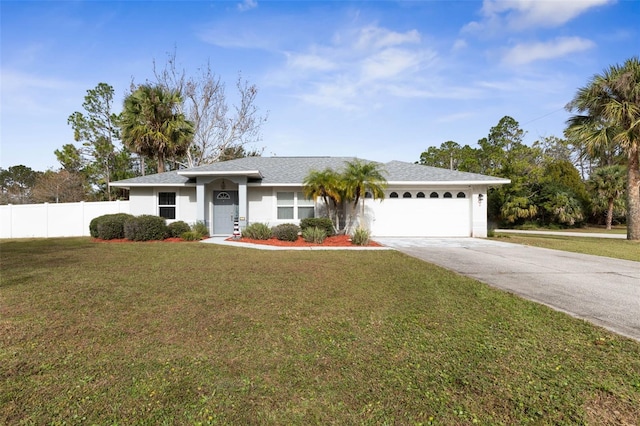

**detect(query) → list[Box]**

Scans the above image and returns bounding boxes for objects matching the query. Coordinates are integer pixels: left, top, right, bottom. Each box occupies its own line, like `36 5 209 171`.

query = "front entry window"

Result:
158 192 176 219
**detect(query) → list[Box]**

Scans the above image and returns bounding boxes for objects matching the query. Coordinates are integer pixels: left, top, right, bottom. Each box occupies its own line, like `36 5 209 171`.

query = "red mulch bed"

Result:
227 234 381 247
92 237 188 243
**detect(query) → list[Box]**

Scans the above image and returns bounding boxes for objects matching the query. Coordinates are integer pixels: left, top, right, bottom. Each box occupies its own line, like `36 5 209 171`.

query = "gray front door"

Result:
213 191 239 234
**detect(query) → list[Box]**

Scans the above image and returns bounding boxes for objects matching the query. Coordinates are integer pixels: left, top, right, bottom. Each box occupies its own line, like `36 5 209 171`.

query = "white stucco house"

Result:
110 156 510 238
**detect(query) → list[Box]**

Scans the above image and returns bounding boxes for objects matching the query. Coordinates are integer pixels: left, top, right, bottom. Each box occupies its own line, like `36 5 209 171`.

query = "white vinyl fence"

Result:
0 200 130 239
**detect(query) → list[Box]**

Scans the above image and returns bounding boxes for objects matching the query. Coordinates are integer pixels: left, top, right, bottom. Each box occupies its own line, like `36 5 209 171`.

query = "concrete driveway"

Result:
377 238 640 341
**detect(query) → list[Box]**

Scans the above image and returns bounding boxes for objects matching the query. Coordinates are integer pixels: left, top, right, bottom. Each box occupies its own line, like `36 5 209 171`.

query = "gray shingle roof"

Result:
111 157 509 186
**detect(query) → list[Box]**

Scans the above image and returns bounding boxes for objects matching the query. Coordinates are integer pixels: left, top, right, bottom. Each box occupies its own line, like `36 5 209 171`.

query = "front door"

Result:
213 191 239 235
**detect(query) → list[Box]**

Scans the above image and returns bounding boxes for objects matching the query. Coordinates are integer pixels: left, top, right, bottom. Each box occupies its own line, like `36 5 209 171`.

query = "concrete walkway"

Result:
495 229 627 239
377 237 640 342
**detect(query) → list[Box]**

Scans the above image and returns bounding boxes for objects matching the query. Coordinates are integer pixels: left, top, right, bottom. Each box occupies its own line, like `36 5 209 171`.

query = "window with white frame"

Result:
158 192 176 219
277 192 314 220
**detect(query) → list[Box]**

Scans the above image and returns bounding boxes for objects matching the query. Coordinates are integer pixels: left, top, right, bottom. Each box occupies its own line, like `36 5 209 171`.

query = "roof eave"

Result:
386 179 511 186
178 170 263 179
110 182 197 188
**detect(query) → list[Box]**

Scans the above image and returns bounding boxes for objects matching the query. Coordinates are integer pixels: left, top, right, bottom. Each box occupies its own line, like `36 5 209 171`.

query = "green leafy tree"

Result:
566 57 640 240
65 83 134 200
588 165 627 229
303 168 343 231
342 159 387 231
0 165 41 204
120 84 194 173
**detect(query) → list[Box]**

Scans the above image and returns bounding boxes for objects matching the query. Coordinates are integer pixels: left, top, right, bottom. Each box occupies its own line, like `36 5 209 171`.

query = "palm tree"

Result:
303 168 343 231
120 85 194 174
566 57 640 240
342 159 387 231
588 165 627 229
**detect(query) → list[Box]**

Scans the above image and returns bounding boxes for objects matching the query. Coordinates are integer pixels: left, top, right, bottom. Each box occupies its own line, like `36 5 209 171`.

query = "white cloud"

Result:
286 53 337 72
465 0 614 33
452 39 467 51
237 0 257 12
355 26 421 50
271 24 445 110
502 37 595 65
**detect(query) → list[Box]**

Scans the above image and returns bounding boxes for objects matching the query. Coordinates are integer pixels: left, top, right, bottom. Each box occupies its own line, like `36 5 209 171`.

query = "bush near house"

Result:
272 223 300 242
300 217 335 236
123 215 169 241
92 213 135 240
351 227 371 246
302 226 327 244
242 222 273 240
191 221 209 239
167 221 191 238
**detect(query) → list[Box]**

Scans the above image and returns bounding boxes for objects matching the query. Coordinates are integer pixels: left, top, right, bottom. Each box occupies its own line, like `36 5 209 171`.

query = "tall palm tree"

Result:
303 168 343 230
566 57 640 240
342 159 387 231
120 85 194 173
588 165 627 230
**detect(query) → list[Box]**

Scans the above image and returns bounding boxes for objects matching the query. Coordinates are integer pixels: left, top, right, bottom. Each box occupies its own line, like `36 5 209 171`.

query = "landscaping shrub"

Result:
191 221 209 239
351 227 371 246
272 223 300 242
242 222 273 240
167 221 191 238
123 215 168 241
94 213 135 240
180 230 202 241
302 226 326 244
300 217 335 236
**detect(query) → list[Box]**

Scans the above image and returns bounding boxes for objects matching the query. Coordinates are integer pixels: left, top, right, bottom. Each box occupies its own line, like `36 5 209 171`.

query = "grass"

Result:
2 238 640 425
494 233 640 261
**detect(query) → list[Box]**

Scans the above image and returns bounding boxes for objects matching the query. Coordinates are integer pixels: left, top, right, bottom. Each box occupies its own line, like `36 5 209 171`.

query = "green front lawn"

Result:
1 238 639 424
494 233 640 261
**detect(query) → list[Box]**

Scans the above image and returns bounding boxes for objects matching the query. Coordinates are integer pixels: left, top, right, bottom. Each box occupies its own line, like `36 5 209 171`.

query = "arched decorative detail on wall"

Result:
389 192 398 198
444 192 452 198
456 192 466 198
430 192 439 198
216 192 231 200
403 192 412 198
364 191 372 199
417 192 425 198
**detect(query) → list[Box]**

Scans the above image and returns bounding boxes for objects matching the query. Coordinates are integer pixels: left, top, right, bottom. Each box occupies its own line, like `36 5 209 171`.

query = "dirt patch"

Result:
583 390 639 425
228 234 381 247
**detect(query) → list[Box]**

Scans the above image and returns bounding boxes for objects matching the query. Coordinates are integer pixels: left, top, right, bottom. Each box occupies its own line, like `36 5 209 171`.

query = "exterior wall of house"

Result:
129 187 197 224
247 186 274 225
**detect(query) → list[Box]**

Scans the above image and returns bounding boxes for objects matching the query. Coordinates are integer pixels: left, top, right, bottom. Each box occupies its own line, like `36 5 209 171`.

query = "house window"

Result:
297 192 314 219
444 192 452 198
389 192 398 198
430 192 439 198
158 192 176 219
457 192 466 198
403 192 412 198
277 192 314 220
277 192 294 219
417 192 425 198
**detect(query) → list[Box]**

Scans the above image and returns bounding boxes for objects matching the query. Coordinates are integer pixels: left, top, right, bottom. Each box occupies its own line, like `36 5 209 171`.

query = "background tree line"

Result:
419 57 638 240
1 51 267 204
418 116 624 229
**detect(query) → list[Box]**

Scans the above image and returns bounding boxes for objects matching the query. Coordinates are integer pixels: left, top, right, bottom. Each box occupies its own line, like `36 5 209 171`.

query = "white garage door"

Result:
365 197 471 237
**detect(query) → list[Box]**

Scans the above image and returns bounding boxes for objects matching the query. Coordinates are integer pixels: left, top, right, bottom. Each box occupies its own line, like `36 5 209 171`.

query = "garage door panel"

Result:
365 199 471 237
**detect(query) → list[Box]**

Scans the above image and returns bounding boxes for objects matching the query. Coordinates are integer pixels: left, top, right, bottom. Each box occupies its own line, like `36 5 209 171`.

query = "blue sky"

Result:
1 0 638 171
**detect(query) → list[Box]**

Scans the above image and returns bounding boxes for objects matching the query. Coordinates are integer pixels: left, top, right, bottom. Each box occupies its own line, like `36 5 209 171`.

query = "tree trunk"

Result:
157 153 166 174
626 144 640 240
606 198 614 230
